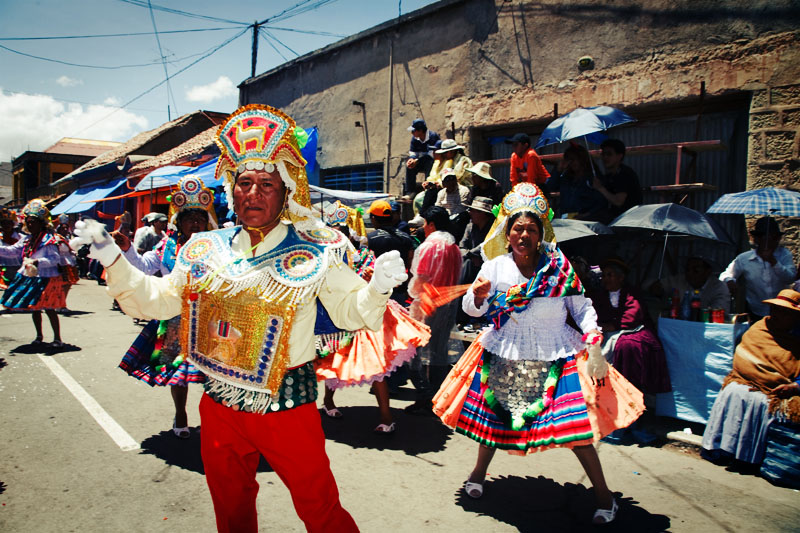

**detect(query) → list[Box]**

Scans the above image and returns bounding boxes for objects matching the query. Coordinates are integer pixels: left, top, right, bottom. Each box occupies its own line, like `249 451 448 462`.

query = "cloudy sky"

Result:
0 0 436 161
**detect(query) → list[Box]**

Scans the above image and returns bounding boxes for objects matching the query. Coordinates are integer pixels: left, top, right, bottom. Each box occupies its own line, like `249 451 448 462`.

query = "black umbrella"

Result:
609 203 732 278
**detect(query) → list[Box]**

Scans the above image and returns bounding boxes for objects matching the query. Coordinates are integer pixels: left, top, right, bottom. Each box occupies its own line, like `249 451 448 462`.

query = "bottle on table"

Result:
680 290 691 320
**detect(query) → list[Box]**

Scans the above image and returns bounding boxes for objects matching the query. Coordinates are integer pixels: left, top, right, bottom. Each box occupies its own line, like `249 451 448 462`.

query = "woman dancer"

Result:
433 183 644 525
115 176 215 438
315 201 430 433
0 200 68 346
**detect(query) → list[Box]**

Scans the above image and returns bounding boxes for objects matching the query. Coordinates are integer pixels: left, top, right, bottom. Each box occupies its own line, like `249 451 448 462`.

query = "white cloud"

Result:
103 96 121 106
56 75 83 87
0 89 148 161
185 75 238 103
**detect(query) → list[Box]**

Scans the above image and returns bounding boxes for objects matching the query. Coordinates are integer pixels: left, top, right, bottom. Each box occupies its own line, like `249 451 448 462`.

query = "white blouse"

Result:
463 253 598 362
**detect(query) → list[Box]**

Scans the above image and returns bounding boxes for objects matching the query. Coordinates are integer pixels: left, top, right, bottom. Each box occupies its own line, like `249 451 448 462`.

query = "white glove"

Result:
584 332 608 381
70 220 121 268
369 250 408 294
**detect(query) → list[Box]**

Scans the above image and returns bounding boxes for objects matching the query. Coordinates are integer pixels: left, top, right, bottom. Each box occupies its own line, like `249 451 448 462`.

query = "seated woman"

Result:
702 289 800 478
587 257 671 443
588 257 671 394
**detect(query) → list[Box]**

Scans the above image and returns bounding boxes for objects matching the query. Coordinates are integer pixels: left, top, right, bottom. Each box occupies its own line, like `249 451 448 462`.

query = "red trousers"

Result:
199 394 359 533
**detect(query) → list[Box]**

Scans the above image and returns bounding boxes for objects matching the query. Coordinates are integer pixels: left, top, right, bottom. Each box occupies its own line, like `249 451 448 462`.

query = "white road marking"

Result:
39 355 140 451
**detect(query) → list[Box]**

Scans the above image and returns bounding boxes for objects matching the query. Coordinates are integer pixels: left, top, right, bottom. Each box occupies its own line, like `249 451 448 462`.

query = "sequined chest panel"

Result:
175 226 346 395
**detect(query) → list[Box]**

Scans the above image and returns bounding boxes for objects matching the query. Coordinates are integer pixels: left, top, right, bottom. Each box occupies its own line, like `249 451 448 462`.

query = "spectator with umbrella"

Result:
592 139 643 224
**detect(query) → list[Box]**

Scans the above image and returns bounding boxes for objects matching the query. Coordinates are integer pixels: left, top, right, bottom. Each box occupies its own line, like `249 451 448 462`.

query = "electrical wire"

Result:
69 26 249 137
147 0 178 117
259 29 290 63
0 29 241 70
0 27 240 40
113 0 247 25
262 28 298 57
262 26 345 38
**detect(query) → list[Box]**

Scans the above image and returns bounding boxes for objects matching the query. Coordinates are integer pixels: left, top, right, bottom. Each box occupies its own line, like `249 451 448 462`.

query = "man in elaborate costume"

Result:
71 104 407 533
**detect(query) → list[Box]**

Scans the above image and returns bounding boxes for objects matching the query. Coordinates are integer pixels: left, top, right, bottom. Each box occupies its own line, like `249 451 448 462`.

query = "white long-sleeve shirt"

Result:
463 253 598 362
105 223 389 369
719 247 796 316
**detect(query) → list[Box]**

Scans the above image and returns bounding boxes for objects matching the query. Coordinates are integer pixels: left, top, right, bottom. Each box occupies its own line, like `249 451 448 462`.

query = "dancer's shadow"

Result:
455 474 670 532
0 358 7 370
58 309 93 317
139 428 273 475
320 405 453 455
9 342 81 355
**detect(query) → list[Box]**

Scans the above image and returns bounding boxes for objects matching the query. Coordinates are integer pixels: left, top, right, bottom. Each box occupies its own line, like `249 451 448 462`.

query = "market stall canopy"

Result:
51 177 127 215
135 158 221 191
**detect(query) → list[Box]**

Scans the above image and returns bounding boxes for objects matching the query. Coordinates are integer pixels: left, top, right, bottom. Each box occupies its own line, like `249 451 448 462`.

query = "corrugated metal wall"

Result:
486 105 751 282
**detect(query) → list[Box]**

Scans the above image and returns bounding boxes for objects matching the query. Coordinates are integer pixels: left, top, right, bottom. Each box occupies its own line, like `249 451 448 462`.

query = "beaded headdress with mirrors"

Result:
22 199 51 223
322 200 367 238
480 182 556 261
168 175 218 229
214 104 315 228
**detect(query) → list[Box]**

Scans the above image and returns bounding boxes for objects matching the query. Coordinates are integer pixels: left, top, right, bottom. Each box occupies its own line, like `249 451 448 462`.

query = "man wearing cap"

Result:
720 216 797 321
405 119 441 194
648 255 730 312
506 132 550 189
71 104 408 532
467 161 504 206
133 212 168 254
457 196 496 328
367 199 414 301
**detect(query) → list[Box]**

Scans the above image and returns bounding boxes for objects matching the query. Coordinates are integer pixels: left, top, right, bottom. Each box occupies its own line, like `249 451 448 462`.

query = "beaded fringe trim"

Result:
205 377 274 414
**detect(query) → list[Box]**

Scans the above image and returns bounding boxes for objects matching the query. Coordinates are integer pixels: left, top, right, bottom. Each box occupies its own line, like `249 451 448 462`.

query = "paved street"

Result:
0 280 798 532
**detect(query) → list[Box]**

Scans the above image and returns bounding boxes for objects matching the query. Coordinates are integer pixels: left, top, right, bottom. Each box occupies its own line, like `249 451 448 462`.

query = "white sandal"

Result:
592 498 618 524
172 419 190 440
464 480 484 499
322 405 343 419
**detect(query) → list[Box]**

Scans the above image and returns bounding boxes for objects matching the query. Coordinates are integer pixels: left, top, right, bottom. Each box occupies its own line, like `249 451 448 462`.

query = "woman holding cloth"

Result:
0 199 68 346
433 183 644 525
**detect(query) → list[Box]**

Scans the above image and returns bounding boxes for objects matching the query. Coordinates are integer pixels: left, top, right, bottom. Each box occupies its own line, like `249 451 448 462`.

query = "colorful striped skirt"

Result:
119 318 205 387
434 333 645 455
1 274 69 311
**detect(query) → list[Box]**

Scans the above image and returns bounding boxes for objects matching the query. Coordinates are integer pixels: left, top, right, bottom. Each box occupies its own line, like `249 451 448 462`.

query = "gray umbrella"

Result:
609 203 733 278
551 219 613 242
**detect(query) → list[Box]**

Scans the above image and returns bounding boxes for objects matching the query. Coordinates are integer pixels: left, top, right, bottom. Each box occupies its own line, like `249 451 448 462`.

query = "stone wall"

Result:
747 83 800 258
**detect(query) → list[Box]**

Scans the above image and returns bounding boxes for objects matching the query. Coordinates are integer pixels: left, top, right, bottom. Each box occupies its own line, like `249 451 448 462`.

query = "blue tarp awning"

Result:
135 158 220 191
51 177 127 215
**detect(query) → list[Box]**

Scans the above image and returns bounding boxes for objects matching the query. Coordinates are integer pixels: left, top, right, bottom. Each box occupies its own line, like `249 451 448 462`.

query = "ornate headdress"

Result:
214 104 315 228
322 201 367 238
22 199 51 223
480 182 556 261
168 175 218 229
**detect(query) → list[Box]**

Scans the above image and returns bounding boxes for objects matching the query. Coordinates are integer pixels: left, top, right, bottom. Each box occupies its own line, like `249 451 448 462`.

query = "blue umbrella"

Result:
706 187 800 217
535 106 636 149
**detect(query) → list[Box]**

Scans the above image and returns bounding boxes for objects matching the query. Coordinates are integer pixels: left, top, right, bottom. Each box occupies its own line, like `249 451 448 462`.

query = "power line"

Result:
262 28 298 57
70 27 249 137
0 31 240 70
258 0 340 25
0 27 241 40
147 0 178 119
113 0 248 25
259 29 290 63
263 25 345 38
